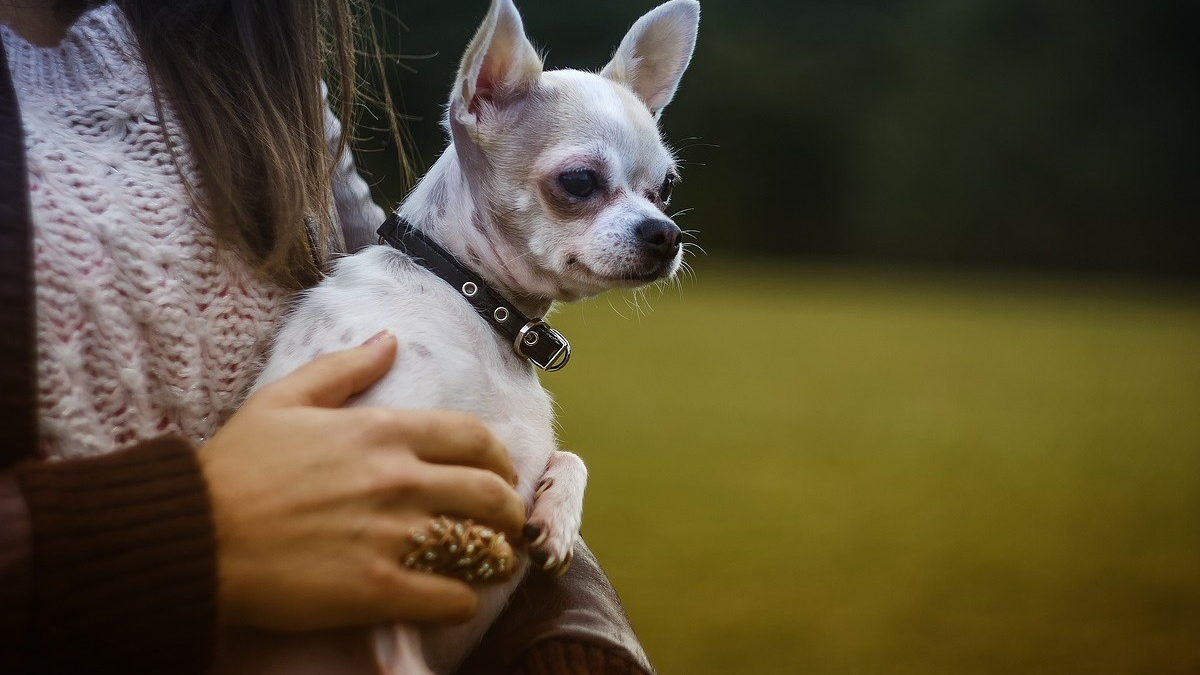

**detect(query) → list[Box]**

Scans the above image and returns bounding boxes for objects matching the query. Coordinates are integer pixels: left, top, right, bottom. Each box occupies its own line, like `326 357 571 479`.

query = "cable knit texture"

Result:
7 5 285 459
3 5 383 460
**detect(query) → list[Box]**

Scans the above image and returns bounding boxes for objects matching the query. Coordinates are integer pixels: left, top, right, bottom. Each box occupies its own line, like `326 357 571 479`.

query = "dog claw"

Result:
529 546 547 567
535 478 553 498
543 555 557 570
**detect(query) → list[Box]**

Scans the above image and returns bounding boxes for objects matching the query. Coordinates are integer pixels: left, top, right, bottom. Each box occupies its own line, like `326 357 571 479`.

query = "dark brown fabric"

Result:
512 640 649 675
457 542 656 675
0 471 33 672
14 436 217 675
1 29 37 674
0 24 38 470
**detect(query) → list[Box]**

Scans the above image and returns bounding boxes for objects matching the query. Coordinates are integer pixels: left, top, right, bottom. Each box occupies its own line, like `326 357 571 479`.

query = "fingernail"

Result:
363 329 393 345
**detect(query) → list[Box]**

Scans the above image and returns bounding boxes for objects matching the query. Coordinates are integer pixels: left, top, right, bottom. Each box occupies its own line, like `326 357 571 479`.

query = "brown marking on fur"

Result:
471 209 493 237
465 243 486 266
430 180 449 220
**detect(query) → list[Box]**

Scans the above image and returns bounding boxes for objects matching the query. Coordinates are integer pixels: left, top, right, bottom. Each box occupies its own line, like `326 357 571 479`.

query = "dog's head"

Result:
447 0 699 301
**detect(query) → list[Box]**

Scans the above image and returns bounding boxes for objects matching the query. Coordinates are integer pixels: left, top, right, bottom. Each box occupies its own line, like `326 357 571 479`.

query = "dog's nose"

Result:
635 219 682 258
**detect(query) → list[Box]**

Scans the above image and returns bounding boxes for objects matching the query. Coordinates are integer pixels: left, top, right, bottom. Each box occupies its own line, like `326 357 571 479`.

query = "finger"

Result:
385 570 480 625
413 465 526 538
377 410 516 485
257 331 397 408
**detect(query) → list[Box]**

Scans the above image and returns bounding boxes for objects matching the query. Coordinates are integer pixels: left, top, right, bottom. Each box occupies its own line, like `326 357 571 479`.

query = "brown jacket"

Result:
0 36 652 675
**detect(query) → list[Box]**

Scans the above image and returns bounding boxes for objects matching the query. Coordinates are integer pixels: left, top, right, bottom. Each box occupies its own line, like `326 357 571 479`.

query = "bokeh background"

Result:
354 1 1200 672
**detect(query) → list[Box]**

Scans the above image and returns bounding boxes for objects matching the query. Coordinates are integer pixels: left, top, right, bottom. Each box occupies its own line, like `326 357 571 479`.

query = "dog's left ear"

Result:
601 0 700 118
451 0 543 131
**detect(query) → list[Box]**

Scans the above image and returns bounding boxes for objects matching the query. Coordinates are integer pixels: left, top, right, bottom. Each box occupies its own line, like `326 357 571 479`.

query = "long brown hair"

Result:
65 0 407 289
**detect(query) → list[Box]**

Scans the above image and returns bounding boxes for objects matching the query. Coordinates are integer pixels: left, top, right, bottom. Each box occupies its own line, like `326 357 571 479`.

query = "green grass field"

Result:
541 259 1200 675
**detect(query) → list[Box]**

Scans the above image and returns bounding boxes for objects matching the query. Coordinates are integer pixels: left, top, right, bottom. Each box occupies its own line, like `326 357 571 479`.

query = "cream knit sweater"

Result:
3 4 385 460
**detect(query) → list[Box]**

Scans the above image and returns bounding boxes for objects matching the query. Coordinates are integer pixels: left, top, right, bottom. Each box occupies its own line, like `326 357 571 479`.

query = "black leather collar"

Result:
377 214 571 372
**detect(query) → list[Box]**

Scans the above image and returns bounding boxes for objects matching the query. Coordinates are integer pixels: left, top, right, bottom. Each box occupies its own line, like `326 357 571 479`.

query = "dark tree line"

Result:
354 0 1199 277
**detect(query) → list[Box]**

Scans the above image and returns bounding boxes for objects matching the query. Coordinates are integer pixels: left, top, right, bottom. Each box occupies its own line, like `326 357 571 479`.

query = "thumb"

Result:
256 330 398 408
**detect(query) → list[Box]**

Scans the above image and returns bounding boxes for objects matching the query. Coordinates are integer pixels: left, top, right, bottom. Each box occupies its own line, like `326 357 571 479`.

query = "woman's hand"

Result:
198 332 523 632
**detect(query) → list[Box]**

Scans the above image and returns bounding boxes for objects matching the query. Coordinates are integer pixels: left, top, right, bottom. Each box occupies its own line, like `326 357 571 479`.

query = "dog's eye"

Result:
559 169 598 198
659 172 678 203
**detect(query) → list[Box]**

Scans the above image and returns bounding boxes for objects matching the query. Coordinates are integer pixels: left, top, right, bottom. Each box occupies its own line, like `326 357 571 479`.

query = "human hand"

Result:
198 332 524 632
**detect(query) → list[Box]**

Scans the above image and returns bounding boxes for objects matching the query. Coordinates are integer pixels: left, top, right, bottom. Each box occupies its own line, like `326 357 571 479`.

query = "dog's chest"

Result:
260 246 557 494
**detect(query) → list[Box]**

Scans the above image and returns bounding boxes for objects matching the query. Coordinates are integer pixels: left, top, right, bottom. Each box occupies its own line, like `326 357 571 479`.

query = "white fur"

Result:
250 1 699 673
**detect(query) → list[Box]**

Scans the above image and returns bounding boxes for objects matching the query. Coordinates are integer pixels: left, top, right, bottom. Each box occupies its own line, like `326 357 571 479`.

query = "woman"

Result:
0 2 652 673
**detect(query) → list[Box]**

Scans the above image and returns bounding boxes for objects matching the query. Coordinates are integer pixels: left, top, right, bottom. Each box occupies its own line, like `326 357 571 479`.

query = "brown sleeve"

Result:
3 437 217 675
0 470 34 672
456 541 655 675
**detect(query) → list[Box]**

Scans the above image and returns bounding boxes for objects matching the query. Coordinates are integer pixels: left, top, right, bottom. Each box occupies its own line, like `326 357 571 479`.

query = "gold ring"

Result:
403 516 516 583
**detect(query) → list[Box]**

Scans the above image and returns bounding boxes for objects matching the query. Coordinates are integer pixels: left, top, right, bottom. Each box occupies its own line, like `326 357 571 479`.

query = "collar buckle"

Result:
515 320 572 372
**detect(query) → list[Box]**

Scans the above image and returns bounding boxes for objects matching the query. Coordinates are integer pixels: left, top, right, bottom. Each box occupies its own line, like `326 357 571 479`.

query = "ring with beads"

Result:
404 515 516 583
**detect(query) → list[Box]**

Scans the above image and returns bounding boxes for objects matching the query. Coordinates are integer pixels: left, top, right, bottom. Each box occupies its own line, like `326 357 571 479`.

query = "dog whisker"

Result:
606 296 632 321
670 137 718 153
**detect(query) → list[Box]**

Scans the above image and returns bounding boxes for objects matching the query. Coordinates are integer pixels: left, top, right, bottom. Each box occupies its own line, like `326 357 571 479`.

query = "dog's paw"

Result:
523 492 578 577
523 452 586 576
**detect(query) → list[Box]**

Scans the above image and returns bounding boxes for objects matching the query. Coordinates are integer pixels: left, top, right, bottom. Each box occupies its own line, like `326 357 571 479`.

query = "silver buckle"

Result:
514 319 571 372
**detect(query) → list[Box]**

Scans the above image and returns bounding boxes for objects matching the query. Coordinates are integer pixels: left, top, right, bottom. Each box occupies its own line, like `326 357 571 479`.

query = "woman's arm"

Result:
1 336 526 675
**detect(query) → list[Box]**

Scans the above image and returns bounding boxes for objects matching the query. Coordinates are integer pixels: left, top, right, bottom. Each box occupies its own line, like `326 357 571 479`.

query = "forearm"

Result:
1 437 217 675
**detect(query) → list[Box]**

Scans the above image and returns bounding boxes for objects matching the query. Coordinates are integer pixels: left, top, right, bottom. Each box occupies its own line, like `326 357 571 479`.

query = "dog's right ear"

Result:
451 0 543 133
601 0 699 118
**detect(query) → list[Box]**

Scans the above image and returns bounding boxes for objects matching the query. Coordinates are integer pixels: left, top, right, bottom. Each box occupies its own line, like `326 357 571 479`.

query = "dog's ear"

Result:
451 0 543 130
601 0 700 118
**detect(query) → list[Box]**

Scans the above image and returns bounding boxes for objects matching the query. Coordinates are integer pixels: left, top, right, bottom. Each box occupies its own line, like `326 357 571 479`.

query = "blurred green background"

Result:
354 1 1199 672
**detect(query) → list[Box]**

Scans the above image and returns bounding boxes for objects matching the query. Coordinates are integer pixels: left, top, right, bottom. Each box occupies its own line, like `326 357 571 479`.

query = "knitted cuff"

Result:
0 471 33 672
512 640 651 675
16 437 216 675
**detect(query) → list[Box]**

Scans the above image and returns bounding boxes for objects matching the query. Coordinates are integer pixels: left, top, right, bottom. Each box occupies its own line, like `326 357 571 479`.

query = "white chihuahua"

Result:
254 0 699 672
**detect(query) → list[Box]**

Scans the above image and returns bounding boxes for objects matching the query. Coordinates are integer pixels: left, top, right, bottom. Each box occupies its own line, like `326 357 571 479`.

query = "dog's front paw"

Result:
524 452 587 576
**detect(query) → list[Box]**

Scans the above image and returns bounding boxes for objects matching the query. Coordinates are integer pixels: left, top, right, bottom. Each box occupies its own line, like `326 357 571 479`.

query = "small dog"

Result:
254 0 699 672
